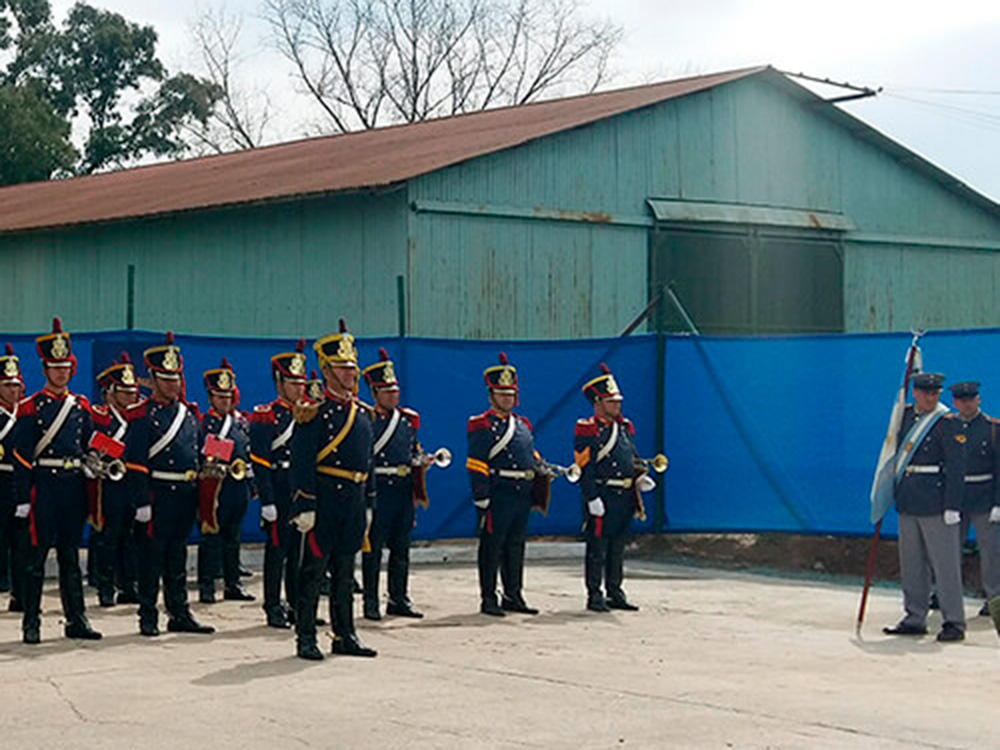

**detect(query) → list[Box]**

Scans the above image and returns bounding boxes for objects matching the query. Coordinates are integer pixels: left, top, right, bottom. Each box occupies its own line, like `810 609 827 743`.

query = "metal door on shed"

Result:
649 225 844 334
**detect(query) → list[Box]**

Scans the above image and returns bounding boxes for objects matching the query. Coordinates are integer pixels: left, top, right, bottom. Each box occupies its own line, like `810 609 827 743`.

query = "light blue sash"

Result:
894 402 949 484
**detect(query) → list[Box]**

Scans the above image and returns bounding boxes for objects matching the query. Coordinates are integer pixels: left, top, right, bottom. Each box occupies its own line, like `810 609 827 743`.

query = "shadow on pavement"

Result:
192 655 319 686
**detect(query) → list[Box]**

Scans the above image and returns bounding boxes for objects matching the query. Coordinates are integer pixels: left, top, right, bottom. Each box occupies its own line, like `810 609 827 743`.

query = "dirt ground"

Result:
1 539 999 750
635 532 990 597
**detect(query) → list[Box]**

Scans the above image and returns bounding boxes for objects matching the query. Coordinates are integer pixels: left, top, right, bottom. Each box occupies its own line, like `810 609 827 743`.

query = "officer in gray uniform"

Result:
947 381 1000 616
883 372 967 642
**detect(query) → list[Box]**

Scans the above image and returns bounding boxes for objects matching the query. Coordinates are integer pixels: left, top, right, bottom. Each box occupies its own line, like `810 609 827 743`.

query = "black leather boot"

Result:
297 636 324 661
331 633 377 657
65 616 103 640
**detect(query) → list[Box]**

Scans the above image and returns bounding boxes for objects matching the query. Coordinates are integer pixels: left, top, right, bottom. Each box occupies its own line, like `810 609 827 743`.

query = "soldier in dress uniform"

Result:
466 352 543 617
290 319 377 660
133 332 215 637
89 353 143 607
883 372 967 642
575 363 645 612
250 339 308 628
12 318 102 643
197 359 255 604
361 347 427 621
0 344 27 613
947 381 1000 616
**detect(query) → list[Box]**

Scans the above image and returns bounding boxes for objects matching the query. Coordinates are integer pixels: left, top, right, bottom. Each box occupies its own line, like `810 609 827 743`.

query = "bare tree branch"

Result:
261 0 622 131
189 5 275 152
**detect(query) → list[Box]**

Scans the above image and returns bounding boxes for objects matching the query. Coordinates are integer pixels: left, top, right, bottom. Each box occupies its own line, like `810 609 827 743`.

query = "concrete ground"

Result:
1 541 998 750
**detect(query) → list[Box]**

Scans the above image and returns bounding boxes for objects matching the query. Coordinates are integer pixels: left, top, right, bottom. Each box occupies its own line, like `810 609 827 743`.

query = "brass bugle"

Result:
416 447 452 469
229 458 248 481
106 458 126 482
84 452 126 482
541 461 581 484
637 454 669 474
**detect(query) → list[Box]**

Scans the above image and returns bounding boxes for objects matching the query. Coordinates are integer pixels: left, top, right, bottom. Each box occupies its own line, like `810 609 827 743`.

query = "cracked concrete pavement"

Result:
1 541 999 749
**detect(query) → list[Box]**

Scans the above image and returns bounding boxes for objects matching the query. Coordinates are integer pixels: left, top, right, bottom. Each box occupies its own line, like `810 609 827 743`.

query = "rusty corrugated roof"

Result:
0 67 765 234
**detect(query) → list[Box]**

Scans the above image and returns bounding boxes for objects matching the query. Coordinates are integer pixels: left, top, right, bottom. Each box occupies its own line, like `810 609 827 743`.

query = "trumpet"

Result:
539 461 581 484
635 453 669 474
201 457 249 481
83 452 126 482
413 447 452 469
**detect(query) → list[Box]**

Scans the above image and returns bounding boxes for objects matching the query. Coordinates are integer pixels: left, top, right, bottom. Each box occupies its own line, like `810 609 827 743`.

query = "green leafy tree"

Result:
0 83 76 185
0 0 222 183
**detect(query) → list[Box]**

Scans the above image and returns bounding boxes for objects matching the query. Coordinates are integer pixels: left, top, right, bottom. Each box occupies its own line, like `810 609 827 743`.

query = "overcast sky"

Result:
51 0 1000 201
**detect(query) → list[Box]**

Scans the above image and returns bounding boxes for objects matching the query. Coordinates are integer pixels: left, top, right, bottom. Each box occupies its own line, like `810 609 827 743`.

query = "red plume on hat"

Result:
52 317 62 333
221 357 230 369
311 369 318 380
119 351 131 363
339 319 347 334
165 331 174 345
4 344 12 356
498 352 508 365
600 362 610 374
295 338 305 353
379 348 389 361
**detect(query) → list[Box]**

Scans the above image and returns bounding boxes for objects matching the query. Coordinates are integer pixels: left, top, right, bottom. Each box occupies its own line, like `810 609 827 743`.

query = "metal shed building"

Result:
1 66 998 338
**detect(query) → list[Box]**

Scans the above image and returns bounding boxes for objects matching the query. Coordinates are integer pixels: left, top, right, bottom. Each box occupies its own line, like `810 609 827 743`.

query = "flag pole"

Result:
856 332 922 634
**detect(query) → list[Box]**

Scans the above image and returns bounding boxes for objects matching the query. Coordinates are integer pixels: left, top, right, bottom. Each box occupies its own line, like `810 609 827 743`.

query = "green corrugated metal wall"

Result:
2 73 999 338
0 191 408 336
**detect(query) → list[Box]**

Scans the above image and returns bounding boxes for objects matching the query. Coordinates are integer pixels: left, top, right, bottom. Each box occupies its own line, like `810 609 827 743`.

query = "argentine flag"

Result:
869 335 922 524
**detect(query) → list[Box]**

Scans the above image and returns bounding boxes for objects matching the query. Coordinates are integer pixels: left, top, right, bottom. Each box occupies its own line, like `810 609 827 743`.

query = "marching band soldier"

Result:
466 352 542 617
250 339 308 629
0 344 26 613
361 348 427 621
575 363 644 612
290 320 377 660
947 381 1000 615
134 332 214 637
90 353 143 607
13 318 102 643
197 359 255 604
883 372 967 642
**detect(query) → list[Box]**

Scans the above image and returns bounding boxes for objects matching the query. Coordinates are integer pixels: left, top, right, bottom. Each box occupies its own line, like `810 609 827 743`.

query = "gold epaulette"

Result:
293 400 319 424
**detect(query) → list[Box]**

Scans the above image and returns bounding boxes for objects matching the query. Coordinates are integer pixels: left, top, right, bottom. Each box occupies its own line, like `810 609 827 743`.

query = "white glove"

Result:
943 509 961 526
365 508 373 527
990 507 1000 524
14 503 30 519
292 510 316 533
474 498 490 510
135 505 152 523
588 497 606 517
637 474 656 493
261 504 278 523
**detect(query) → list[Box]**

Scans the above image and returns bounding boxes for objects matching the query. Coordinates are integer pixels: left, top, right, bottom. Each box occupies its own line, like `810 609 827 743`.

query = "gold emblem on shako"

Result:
337 335 355 361
51 335 68 359
3 358 17 378
498 367 514 387
121 366 135 385
163 347 179 370
289 354 306 376
218 370 232 389
383 362 397 384
605 375 621 396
